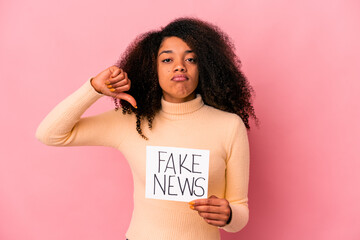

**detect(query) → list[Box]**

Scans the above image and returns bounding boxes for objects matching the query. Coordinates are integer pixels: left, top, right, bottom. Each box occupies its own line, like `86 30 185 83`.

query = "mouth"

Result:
171 74 188 82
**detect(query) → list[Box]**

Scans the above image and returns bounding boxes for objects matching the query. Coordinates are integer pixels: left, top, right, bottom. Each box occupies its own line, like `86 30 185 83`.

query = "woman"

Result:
36 17 257 240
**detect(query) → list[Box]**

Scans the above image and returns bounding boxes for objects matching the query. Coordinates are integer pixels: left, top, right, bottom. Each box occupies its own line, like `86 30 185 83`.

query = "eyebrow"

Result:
158 50 193 57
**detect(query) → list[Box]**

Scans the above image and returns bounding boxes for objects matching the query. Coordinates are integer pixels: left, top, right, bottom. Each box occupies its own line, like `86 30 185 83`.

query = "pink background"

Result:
1 0 359 239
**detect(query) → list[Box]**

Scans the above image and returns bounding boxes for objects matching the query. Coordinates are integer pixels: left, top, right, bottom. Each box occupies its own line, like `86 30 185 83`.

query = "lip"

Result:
171 74 188 82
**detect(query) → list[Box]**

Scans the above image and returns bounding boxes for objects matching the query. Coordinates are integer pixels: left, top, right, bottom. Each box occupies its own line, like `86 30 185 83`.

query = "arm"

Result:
36 79 115 147
221 116 250 232
189 116 250 232
36 66 137 148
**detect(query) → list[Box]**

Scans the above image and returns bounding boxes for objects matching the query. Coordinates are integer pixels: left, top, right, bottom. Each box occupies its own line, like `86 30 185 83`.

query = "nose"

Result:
174 60 186 72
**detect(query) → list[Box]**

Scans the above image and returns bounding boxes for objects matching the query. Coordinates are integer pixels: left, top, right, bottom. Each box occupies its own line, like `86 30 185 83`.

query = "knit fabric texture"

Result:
36 79 250 240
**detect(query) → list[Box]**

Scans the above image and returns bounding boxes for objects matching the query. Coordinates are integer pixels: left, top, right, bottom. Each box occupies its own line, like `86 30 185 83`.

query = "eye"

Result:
186 58 197 63
162 58 172 63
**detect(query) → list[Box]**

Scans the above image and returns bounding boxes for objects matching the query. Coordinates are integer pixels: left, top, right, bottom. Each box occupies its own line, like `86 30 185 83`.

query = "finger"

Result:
110 71 126 82
106 74 125 85
109 84 131 93
111 92 137 109
108 77 131 92
203 219 226 227
108 77 129 89
197 212 229 222
109 66 122 78
192 205 222 214
105 68 123 85
190 197 221 207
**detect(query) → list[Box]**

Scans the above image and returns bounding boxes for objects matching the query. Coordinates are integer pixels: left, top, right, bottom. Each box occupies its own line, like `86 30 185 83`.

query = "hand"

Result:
91 66 137 108
189 195 232 227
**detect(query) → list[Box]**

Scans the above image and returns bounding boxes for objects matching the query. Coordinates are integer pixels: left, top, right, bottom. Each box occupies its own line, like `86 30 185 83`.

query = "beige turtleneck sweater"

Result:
36 79 250 240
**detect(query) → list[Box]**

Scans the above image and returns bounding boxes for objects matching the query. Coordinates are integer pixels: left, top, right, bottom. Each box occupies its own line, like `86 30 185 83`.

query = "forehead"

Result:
158 36 192 51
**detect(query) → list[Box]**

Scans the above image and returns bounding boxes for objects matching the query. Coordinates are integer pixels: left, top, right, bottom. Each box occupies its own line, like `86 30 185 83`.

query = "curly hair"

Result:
115 17 257 139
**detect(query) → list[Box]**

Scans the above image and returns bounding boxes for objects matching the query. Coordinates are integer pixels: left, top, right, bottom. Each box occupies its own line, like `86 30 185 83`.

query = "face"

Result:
157 36 199 103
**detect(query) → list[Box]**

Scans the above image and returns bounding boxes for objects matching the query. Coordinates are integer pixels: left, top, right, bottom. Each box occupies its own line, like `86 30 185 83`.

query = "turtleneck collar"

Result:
159 94 204 120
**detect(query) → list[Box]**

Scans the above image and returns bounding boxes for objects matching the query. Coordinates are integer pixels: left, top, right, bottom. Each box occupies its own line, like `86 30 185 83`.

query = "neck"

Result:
159 94 204 120
162 92 196 103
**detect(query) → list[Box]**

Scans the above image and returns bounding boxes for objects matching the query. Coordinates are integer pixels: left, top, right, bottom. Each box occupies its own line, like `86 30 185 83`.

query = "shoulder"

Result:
200 104 247 143
202 104 246 129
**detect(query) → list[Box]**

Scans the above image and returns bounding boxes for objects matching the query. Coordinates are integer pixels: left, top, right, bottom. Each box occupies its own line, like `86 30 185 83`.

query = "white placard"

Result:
145 146 210 202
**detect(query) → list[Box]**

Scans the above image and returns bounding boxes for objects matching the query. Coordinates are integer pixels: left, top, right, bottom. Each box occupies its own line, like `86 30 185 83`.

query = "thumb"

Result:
113 92 137 109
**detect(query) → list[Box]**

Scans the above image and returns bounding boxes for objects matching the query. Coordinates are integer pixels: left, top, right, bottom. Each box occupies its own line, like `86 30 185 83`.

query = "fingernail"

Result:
189 205 194 210
189 201 195 205
110 88 115 92
134 105 138 109
107 85 112 88
105 81 110 85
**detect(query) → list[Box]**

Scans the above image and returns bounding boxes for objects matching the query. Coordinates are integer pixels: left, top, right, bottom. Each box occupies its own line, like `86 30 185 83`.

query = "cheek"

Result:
157 71 168 90
157 65 171 76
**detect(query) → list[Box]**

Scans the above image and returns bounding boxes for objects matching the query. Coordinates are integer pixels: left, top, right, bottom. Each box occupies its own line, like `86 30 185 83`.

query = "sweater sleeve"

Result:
35 79 128 148
221 116 250 232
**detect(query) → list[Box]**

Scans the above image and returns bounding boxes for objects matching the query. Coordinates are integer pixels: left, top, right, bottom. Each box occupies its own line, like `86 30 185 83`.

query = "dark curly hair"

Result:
115 17 257 139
